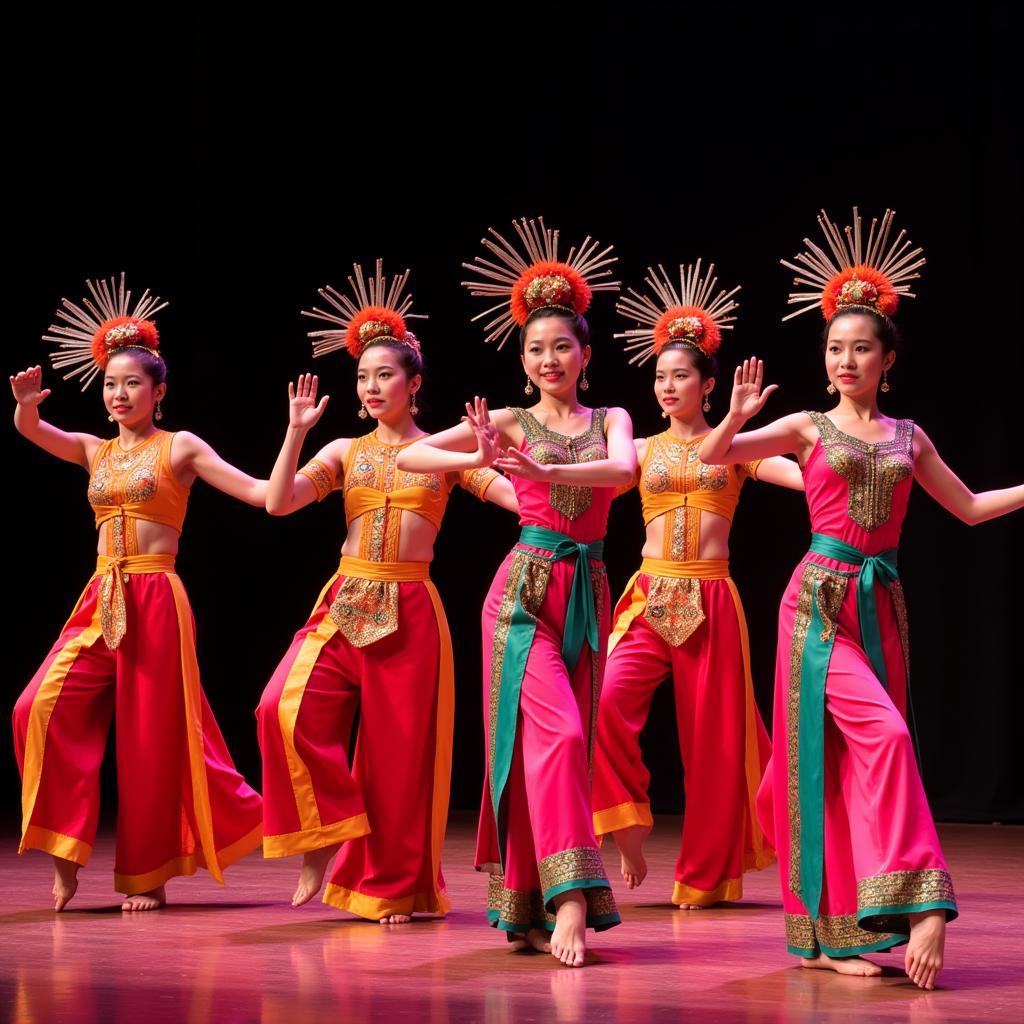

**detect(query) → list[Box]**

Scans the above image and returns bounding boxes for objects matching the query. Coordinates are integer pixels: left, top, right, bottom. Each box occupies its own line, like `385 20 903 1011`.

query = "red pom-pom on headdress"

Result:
821 265 899 319
344 306 408 358
462 217 619 348
302 260 427 360
43 274 169 390
616 261 739 366
90 315 161 369
781 208 924 322
652 305 723 357
510 261 592 326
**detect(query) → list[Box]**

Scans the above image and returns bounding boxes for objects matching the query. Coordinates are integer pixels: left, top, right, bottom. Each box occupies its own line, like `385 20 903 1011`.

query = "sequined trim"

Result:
487 552 552 784
786 912 901 954
328 577 399 647
98 567 127 650
808 412 914 532
460 467 499 500
486 873 618 930
643 575 705 647
785 912 817 951
89 432 163 510
786 562 849 900
298 458 335 501
588 564 607 774
644 433 736 562
857 868 955 910
583 886 619 922
487 873 551 928
889 579 911 686
538 846 608 896
346 433 407 561
511 407 607 521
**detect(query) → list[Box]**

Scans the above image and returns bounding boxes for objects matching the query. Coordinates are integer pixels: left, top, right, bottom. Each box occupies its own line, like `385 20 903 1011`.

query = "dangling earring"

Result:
702 393 711 413
154 400 163 422
358 403 369 419
410 394 419 416
826 382 837 395
881 370 891 393
579 366 590 392
108 414 114 422
524 376 534 395
661 409 669 419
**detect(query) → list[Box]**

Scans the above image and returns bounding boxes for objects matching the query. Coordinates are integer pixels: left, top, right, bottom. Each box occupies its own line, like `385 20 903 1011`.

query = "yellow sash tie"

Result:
94 553 177 651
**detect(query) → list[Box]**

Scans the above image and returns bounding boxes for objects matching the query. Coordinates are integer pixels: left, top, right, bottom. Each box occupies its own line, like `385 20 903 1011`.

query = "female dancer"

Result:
397 218 635 967
699 209 1024 989
593 261 803 907
12 276 264 911
256 262 516 923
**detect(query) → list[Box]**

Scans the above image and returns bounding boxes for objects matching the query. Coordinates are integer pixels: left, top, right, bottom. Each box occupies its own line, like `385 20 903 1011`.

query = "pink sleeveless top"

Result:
803 411 915 553
509 407 614 544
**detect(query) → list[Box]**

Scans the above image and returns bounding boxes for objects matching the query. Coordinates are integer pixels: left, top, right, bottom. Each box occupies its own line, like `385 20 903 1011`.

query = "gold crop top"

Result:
299 430 498 561
633 432 760 561
89 430 189 556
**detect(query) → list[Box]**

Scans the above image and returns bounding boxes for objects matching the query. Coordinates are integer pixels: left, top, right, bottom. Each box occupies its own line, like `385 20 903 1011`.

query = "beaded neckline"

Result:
515 407 603 443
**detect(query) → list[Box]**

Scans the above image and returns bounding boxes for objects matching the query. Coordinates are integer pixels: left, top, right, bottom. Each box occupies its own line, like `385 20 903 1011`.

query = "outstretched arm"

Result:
267 373 343 516
914 426 1024 525
698 358 807 465
172 432 269 506
755 455 806 491
398 397 511 474
10 365 101 470
478 473 519 514
492 406 637 487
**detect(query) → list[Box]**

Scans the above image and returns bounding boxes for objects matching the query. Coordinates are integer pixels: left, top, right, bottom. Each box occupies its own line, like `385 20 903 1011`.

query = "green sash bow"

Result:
797 534 899 920
490 526 604 865
809 533 898 686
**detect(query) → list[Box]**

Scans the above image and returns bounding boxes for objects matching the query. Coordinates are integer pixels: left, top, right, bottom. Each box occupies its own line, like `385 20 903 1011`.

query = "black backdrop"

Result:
4 2 1021 828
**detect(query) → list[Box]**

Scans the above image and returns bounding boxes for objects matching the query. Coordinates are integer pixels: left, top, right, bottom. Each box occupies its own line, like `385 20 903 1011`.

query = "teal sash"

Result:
809 533 898 686
798 534 899 920
490 526 604 865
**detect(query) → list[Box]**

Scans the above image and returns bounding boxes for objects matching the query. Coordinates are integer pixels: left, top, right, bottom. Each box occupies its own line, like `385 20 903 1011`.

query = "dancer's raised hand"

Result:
288 373 329 430
729 358 778 422
463 396 500 467
10 365 51 407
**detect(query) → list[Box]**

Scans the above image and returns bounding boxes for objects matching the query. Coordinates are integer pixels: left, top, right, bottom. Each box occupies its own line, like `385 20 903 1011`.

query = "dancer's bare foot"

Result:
510 928 551 953
549 891 586 967
905 909 945 990
801 952 882 977
52 857 80 912
678 903 706 910
292 844 339 907
121 886 166 911
379 914 413 924
613 824 650 889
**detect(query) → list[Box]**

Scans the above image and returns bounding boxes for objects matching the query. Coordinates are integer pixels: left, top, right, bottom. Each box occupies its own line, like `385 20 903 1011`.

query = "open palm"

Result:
10 365 51 407
730 358 778 421
288 373 329 430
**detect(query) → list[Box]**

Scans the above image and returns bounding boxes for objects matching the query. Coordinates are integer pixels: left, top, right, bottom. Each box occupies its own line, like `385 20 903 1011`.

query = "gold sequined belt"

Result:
93 553 177 651
629 558 730 647
330 556 432 648
639 557 729 580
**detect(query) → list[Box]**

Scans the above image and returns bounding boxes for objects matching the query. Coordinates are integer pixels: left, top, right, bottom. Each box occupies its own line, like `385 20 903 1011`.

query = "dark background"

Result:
4 2 1021 829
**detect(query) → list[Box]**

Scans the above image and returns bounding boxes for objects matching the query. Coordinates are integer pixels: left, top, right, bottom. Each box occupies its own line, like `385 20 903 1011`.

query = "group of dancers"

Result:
11 210 1023 991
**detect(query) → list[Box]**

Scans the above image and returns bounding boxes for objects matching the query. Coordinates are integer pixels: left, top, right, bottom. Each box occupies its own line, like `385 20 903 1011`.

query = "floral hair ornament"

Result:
615 259 740 366
460 216 619 348
43 273 168 390
301 259 427 359
781 207 925 321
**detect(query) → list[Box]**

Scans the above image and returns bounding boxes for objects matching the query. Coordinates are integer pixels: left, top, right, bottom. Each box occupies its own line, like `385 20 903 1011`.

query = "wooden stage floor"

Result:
1 815 1021 1023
